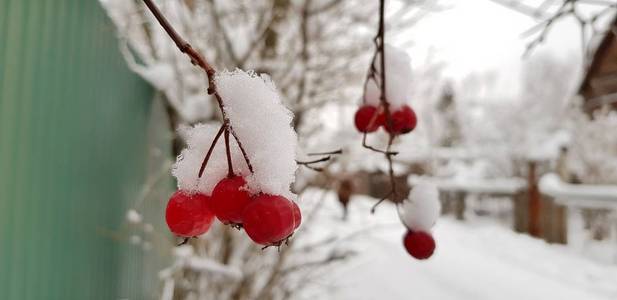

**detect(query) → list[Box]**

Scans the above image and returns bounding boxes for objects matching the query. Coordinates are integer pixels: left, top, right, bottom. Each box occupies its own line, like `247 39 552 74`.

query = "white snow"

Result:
126 209 143 224
172 123 248 195
364 44 413 110
540 173 617 208
399 182 441 231
179 93 214 123
567 108 617 184
526 129 571 161
215 69 298 199
299 192 617 300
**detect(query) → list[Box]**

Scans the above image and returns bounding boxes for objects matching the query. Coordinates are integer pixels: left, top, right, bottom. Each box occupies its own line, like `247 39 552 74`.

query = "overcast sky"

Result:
396 0 590 98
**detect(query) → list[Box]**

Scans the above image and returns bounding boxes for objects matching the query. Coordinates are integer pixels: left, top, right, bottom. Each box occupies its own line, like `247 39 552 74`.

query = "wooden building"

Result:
579 16 617 113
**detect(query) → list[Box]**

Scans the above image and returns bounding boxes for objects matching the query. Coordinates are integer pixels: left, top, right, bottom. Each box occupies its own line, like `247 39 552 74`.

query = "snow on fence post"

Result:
539 173 617 242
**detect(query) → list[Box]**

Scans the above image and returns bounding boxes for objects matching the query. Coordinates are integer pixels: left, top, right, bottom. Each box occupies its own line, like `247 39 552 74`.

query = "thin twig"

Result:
296 156 332 165
361 133 398 155
224 126 234 177
198 123 225 178
230 130 254 173
142 0 216 78
296 155 337 172
307 149 343 156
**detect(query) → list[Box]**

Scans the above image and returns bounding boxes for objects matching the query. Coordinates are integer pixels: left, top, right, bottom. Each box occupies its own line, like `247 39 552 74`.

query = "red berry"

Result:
211 176 252 225
291 201 302 229
403 230 435 260
354 105 384 133
242 194 296 245
385 105 417 134
165 190 214 237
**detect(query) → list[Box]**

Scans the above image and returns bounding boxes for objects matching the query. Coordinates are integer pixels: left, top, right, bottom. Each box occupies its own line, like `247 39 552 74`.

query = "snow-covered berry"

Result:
399 182 441 232
403 230 435 260
242 194 296 245
165 190 215 237
210 176 252 224
354 105 384 133
385 105 417 134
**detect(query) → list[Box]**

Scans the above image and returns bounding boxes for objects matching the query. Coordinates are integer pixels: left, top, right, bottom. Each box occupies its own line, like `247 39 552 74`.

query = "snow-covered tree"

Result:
566 101 617 184
451 53 578 180
100 0 437 298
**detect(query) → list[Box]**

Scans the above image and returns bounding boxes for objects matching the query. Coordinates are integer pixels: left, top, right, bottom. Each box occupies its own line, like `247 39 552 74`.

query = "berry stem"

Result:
377 0 393 133
371 135 397 213
224 125 235 178
362 0 400 213
198 123 226 178
361 133 398 155
230 129 254 174
386 134 397 198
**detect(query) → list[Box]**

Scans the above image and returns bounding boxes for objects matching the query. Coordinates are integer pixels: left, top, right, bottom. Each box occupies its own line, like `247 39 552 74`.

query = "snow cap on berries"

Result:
215 69 298 200
399 182 441 231
172 123 248 194
364 44 413 110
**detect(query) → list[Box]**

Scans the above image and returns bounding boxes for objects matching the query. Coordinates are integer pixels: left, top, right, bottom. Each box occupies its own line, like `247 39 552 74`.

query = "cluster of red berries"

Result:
402 230 435 260
354 104 417 134
165 176 301 246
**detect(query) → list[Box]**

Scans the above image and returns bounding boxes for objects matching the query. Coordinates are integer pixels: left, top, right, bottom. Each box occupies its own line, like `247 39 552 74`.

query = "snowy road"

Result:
301 194 617 300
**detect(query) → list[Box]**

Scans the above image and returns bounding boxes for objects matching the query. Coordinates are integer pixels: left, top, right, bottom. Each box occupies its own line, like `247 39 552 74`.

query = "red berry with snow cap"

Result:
403 230 435 260
386 105 417 134
165 190 215 237
242 194 296 245
211 176 252 225
354 105 384 133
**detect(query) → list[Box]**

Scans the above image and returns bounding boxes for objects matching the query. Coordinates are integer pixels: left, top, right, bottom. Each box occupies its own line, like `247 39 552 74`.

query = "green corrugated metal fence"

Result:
0 0 166 299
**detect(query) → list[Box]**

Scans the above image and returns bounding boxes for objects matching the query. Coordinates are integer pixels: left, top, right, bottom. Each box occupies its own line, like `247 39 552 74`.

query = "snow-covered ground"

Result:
298 190 617 300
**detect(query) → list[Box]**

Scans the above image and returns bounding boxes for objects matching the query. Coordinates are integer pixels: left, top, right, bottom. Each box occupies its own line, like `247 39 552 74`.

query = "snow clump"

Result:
399 182 441 231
